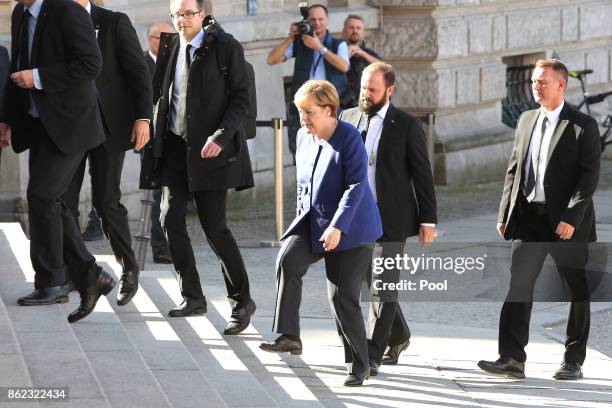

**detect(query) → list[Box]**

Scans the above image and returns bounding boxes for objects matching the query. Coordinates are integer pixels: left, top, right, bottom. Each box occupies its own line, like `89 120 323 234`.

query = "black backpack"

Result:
215 31 257 139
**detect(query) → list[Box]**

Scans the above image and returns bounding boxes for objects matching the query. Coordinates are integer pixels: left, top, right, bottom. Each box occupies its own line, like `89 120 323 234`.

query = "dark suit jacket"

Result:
339 105 437 241
1 0 104 155
498 103 600 242
282 121 383 253
0 46 9 119
144 51 155 78
91 4 152 151
140 26 253 192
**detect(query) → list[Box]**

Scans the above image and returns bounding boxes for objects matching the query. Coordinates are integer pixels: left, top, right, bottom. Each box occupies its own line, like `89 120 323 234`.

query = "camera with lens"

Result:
295 2 313 36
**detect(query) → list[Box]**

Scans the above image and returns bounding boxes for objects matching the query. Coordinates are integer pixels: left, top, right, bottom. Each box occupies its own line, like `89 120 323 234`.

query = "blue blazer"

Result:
282 120 383 253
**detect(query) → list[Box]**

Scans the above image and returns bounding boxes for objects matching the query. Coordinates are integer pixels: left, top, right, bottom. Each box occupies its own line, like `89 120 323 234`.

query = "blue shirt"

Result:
284 34 349 81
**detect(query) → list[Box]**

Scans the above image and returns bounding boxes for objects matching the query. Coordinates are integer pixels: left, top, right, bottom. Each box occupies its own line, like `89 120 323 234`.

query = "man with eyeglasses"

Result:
140 0 256 335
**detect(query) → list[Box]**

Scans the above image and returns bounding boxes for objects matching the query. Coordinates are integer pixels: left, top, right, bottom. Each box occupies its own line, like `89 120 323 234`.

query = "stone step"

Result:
137 274 279 408
0 223 110 408
96 256 227 408
60 284 173 408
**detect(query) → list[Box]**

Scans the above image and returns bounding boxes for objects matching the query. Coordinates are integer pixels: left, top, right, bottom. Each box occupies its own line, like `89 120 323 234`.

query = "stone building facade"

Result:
1 0 611 220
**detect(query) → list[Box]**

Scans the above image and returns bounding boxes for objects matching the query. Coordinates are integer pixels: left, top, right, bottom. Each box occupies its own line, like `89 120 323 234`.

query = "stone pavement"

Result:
0 191 611 407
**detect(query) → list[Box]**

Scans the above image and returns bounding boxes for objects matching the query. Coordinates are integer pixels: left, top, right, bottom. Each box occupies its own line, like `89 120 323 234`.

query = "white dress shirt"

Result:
356 102 435 228
523 100 564 203
169 29 204 135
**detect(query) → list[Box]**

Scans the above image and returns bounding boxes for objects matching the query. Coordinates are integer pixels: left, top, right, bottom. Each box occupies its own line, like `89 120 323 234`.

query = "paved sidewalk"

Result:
0 191 611 407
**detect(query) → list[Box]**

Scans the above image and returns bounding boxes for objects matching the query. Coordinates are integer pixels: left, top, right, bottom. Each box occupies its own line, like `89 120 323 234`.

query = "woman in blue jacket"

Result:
260 80 383 386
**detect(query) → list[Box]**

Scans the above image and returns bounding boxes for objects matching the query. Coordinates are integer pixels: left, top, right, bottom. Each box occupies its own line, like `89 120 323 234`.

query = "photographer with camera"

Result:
267 3 349 156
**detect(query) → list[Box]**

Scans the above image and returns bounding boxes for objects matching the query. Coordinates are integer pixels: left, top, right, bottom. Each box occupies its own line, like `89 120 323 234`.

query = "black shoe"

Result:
17 286 69 306
67 270 116 323
344 371 369 387
381 339 410 365
81 213 104 241
116 270 139 306
168 298 207 317
223 299 256 335
553 362 583 380
369 359 379 377
477 356 525 379
62 280 77 292
259 335 302 355
152 249 173 264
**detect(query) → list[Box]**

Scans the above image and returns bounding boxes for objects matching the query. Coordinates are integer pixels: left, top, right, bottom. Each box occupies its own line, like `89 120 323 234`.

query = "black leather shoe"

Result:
478 356 525 379
81 211 104 241
152 250 173 264
116 270 139 306
344 371 369 387
168 298 207 317
381 339 410 365
17 286 69 306
223 299 256 335
553 362 583 380
62 280 77 292
259 335 302 355
68 270 116 323
369 359 379 377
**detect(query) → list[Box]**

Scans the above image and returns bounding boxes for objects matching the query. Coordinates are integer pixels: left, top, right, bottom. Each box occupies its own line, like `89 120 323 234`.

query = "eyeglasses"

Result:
170 10 201 20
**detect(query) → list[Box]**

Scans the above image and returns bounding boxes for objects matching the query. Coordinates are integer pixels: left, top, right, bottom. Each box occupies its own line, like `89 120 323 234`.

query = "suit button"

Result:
187 115 191 119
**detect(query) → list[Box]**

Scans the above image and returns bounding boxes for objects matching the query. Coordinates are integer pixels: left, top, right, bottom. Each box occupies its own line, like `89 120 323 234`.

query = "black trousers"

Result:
27 119 100 290
150 188 169 252
65 144 138 272
365 241 412 364
159 134 251 308
499 202 590 364
272 222 372 375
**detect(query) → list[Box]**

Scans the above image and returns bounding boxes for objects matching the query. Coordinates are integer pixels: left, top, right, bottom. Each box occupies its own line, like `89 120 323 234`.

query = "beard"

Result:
359 92 387 115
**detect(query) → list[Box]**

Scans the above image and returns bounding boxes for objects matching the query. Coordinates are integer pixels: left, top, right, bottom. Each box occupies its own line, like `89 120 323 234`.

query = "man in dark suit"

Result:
0 0 115 323
339 62 437 376
0 45 9 166
478 59 600 381
143 21 174 264
64 0 152 307
140 0 255 335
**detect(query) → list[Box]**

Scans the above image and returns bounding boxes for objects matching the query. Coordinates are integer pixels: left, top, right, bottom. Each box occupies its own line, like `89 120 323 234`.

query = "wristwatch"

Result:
320 47 329 56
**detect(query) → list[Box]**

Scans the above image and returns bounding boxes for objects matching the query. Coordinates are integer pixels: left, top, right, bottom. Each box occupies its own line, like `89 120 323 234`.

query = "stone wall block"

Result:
437 69 456 108
492 15 506 51
468 15 492 54
369 18 438 59
437 17 468 58
481 64 507 102
393 70 438 110
456 67 479 105
507 9 560 49
561 7 579 42
586 49 609 85
580 3 612 40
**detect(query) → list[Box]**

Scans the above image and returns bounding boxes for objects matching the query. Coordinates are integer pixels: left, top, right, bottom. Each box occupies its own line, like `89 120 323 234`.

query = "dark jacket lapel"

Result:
30 0 51 68
544 102 571 168
375 104 397 199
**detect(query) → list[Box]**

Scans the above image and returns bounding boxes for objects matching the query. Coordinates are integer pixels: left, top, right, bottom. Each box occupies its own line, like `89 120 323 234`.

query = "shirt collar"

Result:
85 1 91 15
27 0 44 19
180 29 205 50
148 50 157 62
376 102 390 120
540 100 564 125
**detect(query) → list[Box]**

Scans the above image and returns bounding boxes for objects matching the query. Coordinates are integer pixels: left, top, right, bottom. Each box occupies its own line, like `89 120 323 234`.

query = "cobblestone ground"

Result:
86 159 612 358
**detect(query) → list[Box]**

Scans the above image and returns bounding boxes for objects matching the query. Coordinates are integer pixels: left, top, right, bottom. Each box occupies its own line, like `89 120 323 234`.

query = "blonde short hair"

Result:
293 80 340 117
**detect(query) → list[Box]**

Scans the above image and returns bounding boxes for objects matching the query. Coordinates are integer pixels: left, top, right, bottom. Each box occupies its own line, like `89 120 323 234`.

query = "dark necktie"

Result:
186 44 192 68
361 113 374 143
525 116 548 202
19 9 31 70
